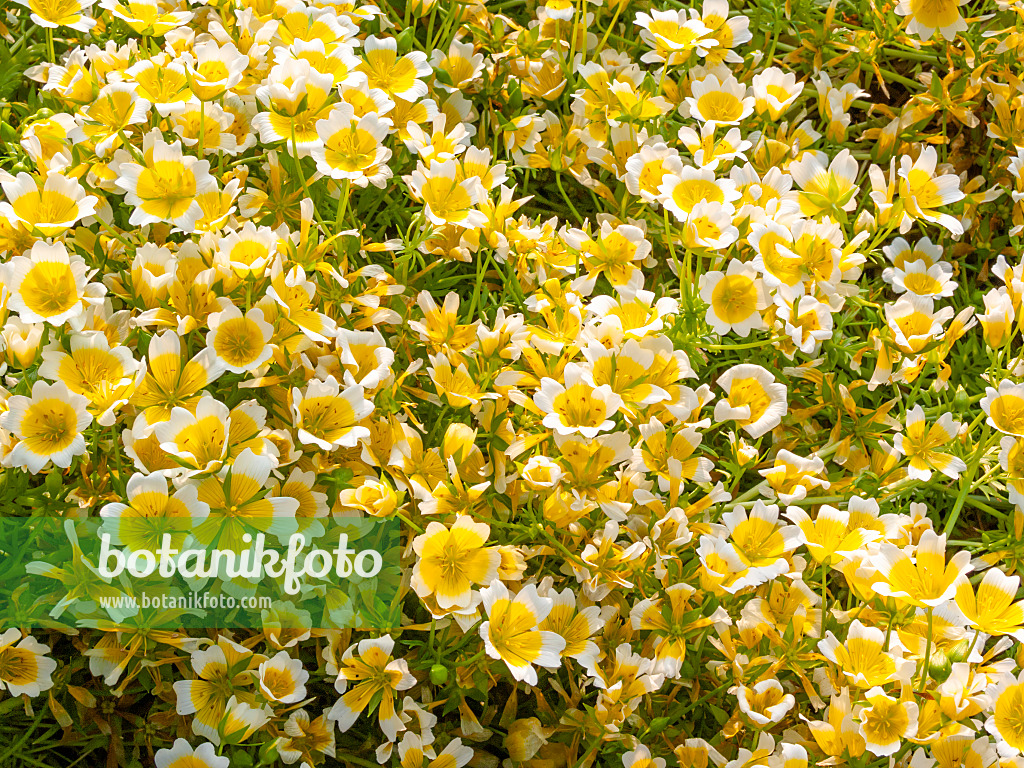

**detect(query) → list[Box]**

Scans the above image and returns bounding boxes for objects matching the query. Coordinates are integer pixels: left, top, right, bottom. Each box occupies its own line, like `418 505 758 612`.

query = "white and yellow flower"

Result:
986 671 1024 754
155 740 229 768
982 380 1024 436
155 394 231 476
735 679 796 725
214 222 280 280
328 636 416 741
258 650 309 705
38 330 143 426
357 35 432 101
429 39 485 93
757 449 829 503
789 149 859 218
872 530 972 608
856 687 918 756
114 130 216 231
897 146 965 234
0 629 58 698
97 0 192 35
699 260 768 337
13 0 97 30
290 375 373 450
713 363 788 439
479 580 566 686
407 159 487 229
253 60 336 156
750 67 805 121
312 105 394 188
622 745 666 768
411 515 501 610
634 9 716 65
686 73 754 126
0 380 92 473
955 567 1024 639
895 0 969 40
892 405 966 481
818 620 914 688
776 294 834 356
659 166 740 223
99 471 209 553
624 143 683 204
0 170 98 237
184 40 247 101
978 289 1015 348
0 240 95 327
534 362 624 438
206 305 274 374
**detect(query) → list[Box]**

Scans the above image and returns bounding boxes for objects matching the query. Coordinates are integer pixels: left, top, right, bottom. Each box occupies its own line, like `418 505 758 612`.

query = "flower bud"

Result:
429 664 449 685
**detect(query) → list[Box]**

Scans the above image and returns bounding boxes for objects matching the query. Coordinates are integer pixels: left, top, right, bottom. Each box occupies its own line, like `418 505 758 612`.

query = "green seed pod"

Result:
396 27 416 55
429 663 449 685
952 385 969 415
946 637 972 663
928 648 952 682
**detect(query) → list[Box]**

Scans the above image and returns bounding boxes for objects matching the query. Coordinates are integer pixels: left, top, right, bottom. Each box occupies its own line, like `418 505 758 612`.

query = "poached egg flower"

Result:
0 380 92 473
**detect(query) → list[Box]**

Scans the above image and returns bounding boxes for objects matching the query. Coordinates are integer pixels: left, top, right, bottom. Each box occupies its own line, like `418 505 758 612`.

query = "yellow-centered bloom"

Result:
328 637 415 741
411 515 501 611
479 580 566 686
0 379 92 473
1 240 95 327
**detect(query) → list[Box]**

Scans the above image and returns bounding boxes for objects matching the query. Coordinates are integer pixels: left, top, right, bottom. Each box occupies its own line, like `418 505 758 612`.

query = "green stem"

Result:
335 178 352 236
572 737 603 768
10 26 38 56
467 249 494 321
45 27 55 64
396 510 423 534
704 336 787 350
289 126 327 231
594 2 624 56
554 172 583 225
918 607 934 692
117 130 146 164
874 65 921 90
820 564 828 636
944 424 994 536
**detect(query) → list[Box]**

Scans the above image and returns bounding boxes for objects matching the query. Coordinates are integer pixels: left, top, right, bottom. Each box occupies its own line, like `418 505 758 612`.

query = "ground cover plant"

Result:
3 0 1024 765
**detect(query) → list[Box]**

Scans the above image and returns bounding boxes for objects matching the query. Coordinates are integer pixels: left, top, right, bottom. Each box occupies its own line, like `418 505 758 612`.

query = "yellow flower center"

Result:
214 318 264 367
697 91 744 122
20 261 78 318
21 398 79 455
712 274 757 323
994 683 1024 749
301 396 356 441
728 377 771 425
991 394 1024 435
488 600 543 666
671 178 725 215
0 646 40 687
137 160 198 218
552 383 608 428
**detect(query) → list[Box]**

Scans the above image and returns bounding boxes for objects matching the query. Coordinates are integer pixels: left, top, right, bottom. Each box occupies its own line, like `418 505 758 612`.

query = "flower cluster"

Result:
2 0 1024 765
